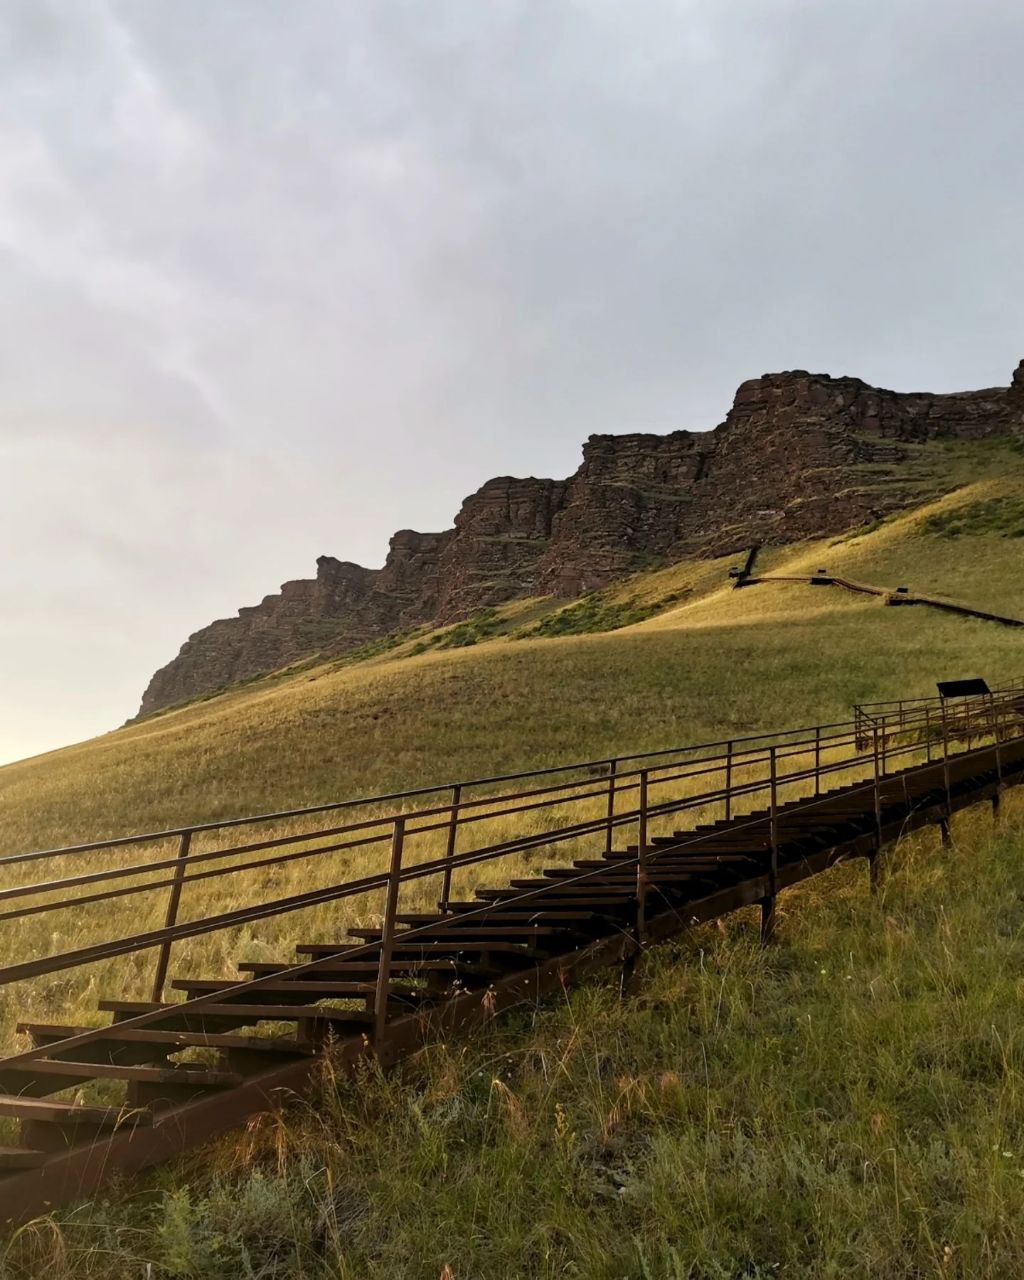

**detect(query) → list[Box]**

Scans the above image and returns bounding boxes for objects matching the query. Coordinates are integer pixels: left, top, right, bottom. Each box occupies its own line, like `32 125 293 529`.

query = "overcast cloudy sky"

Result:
1 0 1022 765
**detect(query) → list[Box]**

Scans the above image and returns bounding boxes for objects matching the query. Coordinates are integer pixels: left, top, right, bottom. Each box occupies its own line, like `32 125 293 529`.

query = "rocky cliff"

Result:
138 360 1024 716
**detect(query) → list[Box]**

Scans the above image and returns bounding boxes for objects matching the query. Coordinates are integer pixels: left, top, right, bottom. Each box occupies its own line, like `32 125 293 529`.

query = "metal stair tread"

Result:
15 1059 242 1087
98 999 375 1024
0 1095 153 1126
18 1023 317 1055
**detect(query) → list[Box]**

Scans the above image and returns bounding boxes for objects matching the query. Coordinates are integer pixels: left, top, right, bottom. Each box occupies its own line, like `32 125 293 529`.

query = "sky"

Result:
1 0 1022 766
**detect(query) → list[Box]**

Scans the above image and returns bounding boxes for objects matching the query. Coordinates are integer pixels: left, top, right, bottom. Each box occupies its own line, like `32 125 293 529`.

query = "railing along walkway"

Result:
1 685 1023 1221
740 566 1024 627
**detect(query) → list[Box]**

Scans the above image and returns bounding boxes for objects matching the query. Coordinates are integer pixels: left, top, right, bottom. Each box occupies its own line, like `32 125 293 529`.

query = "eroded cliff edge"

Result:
138 361 1024 716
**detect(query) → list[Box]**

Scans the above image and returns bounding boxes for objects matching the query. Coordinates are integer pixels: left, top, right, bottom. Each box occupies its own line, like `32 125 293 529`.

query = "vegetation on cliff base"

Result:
519 587 689 637
921 495 1024 540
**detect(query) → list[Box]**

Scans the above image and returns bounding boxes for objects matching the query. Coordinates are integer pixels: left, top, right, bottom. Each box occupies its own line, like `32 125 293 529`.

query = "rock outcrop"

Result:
138 360 1024 716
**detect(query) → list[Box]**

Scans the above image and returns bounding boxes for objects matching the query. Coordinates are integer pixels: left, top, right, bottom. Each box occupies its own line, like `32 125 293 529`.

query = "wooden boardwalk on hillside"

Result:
742 570 1024 627
1 691 1023 1221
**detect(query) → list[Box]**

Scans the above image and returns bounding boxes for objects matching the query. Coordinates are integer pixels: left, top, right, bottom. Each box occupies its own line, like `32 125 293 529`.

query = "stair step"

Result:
389 940 540 953
498 896 635 908
172 978 377 996
284 957 456 972
349 926 562 941
534 871 706 885
21 1059 242 1087
0 1095 152 1127
0 1146 48 1171
585 855 755 868
441 904 596 920
238 961 444 979
18 1023 316 1056
98 1000 374 1025
296 941 533 956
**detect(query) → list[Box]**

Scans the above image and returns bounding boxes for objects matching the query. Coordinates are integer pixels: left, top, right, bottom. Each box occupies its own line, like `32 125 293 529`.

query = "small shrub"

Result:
436 609 502 650
155 1172 317 1278
522 588 689 639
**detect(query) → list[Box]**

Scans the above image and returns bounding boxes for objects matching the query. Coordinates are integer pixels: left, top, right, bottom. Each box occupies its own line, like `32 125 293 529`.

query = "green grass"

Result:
921 497 1024 540
7 802 1024 1277
410 607 504 652
3 448 1024 1270
519 588 689 637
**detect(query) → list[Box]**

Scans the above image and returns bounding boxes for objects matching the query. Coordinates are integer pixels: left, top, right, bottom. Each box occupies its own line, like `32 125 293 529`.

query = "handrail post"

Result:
941 699 951 805
925 705 932 763
872 726 883 845
439 784 461 914
374 816 406 1047
993 697 1004 822
150 830 191 1003
725 741 734 822
869 725 883 894
939 698 952 845
814 726 821 797
636 769 649 948
604 759 618 856
762 746 778 945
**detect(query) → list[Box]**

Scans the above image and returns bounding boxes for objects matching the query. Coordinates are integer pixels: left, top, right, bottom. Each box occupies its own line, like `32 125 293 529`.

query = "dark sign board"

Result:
937 678 991 698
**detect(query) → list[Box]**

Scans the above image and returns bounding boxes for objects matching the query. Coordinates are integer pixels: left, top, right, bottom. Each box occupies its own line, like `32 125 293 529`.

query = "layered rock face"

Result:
138 361 1024 716
435 478 569 620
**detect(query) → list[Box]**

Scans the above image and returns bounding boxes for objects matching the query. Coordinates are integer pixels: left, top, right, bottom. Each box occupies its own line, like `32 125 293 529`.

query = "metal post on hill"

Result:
724 741 734 822
151 829 192 1003
604 759 618 857
374 816 406 1046
762 746 778 945
992 695 1004 821
636 769 649 948
439 784 462 914
939 699 952 845
814 726 821 797
871 726 883 846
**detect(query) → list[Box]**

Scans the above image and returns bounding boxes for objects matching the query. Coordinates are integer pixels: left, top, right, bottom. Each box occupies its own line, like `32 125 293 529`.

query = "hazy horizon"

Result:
2 1 1023 766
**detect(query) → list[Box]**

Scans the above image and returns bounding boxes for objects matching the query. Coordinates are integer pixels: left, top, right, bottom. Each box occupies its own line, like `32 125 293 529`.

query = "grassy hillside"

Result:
6 805 1024 1278
4 458 1024 854
3 448 1024 1274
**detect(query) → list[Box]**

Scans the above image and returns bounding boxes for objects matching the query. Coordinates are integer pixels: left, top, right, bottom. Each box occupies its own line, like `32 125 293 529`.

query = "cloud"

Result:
1 0 1023 763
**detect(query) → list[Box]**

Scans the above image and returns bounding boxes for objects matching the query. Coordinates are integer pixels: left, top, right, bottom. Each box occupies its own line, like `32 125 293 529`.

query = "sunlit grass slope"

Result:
3 455 1023 855
0 455 1018 1045
3 448 1024 1271
9 802 1024 1278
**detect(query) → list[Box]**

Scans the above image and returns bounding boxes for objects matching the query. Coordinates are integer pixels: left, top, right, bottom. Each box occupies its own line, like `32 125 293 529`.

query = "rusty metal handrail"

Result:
0 718 1014 1073
25 684 1011 866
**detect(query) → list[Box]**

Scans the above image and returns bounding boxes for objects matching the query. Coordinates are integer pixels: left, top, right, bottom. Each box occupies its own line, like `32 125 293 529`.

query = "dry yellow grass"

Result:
1 454 1023 1053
